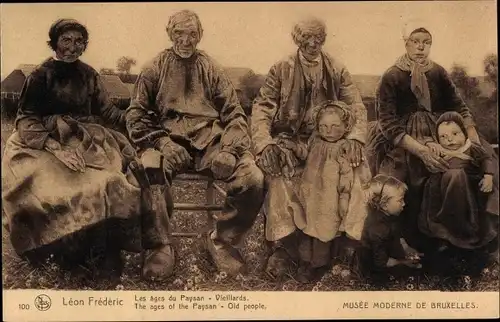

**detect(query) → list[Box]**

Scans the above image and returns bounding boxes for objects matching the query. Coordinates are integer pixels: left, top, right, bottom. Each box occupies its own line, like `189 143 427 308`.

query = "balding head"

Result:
291 18 327 60
292 18 326 46
166 10 203 58
166 10 203 39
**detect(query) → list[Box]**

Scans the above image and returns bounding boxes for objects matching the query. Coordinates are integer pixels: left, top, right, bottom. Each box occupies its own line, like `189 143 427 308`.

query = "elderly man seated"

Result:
251 18 368 282
125 10 265 280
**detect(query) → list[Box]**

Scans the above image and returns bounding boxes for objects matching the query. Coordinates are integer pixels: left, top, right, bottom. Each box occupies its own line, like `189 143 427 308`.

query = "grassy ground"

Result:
1 119 499 292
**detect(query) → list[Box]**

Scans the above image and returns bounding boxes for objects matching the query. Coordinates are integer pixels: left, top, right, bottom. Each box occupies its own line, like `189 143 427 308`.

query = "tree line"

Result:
448 54 498 144
98 54 498 104
99 56 137 75
3 54 498 143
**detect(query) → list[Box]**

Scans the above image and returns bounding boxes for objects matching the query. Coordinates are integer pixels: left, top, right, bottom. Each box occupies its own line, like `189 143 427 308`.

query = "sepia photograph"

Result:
1 2 498 319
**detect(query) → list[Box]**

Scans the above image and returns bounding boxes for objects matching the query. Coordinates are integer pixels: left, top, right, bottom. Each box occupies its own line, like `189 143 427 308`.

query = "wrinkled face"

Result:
296 24 325 60
405 31 432 64
317 110 346 142
382 186 406 216
170 19 201 58
55 30 86 63
437 121 467 150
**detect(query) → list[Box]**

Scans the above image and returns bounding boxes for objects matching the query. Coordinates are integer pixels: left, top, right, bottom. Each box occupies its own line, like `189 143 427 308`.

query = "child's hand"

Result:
386 258 400 268
403 247 424 260
400 238 424 260
405 250 424 260
278 138 308 162
479 174 494 193
426 142 446 158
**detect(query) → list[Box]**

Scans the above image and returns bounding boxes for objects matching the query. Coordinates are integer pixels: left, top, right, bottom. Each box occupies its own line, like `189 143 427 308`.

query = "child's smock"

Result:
289 137 371 242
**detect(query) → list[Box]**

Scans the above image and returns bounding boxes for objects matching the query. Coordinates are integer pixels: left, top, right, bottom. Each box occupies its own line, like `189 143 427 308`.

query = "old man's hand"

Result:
341 139 365 168
257 144 283 177
158 139 192 172
211 151 237 180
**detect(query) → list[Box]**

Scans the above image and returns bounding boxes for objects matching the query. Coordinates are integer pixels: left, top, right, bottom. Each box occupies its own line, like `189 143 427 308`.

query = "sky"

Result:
0 1 497 79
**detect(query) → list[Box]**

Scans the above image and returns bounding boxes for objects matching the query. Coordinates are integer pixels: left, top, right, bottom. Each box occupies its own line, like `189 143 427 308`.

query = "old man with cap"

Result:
126 10 265 279
251 18 368 281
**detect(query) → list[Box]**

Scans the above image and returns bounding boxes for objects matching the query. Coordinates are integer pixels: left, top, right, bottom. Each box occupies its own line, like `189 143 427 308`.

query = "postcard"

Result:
1 1 498 320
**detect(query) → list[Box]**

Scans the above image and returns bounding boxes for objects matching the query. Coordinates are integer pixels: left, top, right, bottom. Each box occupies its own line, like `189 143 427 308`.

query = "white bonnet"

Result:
401 18 432 41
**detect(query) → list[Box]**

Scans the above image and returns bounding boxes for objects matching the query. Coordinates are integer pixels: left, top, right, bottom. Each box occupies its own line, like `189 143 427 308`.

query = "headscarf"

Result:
48 19 88 47
401 19 432 42
396 20 434 111
395 54 434 111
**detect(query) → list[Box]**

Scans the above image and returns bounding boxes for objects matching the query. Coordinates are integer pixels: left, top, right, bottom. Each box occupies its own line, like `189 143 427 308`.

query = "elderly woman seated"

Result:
1 19 174 281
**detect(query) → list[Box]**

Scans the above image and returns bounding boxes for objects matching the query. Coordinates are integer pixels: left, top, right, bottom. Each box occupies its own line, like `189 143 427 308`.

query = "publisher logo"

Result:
34 294 52 311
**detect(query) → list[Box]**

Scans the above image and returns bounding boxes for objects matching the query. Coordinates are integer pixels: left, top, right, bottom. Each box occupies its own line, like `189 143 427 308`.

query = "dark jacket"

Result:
376 63 474 144
125 49 250 158
361 207 406 270
15 58 125 150
251 51 367 155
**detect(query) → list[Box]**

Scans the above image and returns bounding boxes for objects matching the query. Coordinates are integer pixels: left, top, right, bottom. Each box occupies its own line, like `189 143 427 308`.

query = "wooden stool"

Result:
171 173 227 238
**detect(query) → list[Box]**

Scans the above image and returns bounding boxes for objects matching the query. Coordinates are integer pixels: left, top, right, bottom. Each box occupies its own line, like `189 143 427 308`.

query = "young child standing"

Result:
419 111 499 260
280 101 371 283
360 174 423 282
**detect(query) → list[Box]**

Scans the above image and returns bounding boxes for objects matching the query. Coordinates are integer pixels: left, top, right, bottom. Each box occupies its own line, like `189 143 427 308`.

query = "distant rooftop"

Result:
124 83 135 96
224 67 255 90
18 64 38 77
1 64 495 100
100 74 131 98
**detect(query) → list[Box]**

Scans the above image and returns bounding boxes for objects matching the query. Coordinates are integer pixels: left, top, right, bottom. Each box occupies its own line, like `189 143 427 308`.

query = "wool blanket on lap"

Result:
2 115 142 256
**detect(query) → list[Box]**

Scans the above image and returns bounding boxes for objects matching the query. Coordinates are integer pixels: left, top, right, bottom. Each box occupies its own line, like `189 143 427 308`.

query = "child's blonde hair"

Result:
312 100 356 135
366 174 408 210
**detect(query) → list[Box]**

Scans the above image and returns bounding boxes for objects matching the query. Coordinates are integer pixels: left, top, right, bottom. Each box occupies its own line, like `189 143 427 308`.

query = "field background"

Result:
1 64 499 292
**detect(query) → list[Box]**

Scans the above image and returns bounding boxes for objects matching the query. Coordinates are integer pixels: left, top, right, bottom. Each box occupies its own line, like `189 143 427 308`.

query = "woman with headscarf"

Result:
2 19 175 281
366 21 498 262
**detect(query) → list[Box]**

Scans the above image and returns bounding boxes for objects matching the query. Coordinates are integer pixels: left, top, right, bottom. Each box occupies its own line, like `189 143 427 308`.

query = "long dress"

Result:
1 58 146 263
366 56 499 251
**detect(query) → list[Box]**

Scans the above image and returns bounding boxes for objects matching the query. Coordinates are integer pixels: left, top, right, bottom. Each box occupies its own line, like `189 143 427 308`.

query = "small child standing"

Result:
419 111 498 259
280 101 371 283
359 174 423 282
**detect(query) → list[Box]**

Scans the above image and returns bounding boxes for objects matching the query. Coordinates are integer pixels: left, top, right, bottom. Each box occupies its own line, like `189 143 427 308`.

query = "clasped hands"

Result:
48 133 238 180
422 128 483 173
158 138 236 180
423 141 493 193
45 138 86 172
